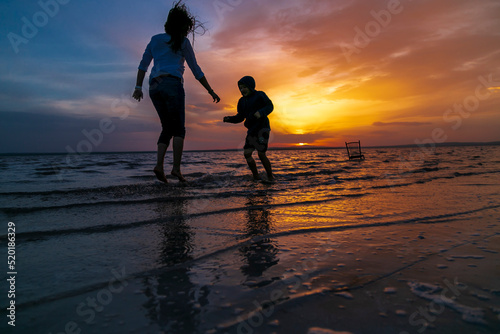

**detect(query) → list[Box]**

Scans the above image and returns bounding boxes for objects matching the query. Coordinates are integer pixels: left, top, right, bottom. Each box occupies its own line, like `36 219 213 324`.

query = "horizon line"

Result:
1 141 499 156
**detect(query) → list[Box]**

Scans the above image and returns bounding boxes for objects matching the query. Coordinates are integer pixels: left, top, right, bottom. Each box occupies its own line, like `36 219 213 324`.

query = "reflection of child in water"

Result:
223 76 274 181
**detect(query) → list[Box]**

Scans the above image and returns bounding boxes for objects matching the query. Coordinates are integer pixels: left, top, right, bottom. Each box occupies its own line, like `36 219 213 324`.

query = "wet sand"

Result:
226 217 500 334
14 209 500 334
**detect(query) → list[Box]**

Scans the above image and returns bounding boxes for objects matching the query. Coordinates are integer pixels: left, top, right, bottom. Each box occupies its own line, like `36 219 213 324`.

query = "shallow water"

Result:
0 145 499 333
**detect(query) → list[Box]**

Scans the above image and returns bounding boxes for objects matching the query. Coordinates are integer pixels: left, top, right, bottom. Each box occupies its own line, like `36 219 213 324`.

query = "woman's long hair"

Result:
164 1 204 53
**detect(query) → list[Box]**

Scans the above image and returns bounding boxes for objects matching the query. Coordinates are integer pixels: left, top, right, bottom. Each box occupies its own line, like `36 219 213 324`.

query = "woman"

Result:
132 1 220 183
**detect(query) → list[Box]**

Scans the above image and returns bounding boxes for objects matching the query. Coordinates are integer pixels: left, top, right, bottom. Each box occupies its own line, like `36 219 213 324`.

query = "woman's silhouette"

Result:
133 1 220 183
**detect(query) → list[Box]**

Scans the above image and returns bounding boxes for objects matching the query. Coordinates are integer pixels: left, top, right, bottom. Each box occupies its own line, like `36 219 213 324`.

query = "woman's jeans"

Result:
149 76 185 145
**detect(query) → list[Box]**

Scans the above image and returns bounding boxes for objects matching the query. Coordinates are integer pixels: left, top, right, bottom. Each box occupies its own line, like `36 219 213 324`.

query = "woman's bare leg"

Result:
171 136 186 182
154 143 169 183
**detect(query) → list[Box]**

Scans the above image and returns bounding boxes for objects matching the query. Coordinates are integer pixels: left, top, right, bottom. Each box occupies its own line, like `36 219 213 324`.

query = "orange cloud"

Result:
197 0 500 147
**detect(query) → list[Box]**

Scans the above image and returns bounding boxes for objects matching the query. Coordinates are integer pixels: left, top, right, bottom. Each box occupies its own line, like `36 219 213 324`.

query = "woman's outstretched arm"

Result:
198 76 220 103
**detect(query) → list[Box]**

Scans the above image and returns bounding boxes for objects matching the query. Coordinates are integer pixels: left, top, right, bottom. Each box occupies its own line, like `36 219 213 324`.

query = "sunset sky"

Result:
1 0 499 153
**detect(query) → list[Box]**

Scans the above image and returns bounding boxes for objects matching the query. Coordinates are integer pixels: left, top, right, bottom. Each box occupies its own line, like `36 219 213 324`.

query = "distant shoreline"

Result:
1 141 499 156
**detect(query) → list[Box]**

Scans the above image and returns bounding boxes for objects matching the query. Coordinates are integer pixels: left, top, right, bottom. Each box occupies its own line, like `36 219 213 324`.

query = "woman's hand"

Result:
209 90 220 103
223 116 230 123
132 88 143 102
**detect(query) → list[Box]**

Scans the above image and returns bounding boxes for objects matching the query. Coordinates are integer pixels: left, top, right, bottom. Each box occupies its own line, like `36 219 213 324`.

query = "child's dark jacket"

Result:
225 76 273 136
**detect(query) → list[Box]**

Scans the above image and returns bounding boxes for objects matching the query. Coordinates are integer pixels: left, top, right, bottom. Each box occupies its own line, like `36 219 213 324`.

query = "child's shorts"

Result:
244 131 269 152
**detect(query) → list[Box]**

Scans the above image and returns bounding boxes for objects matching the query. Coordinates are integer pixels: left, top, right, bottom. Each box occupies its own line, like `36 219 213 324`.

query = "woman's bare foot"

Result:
171 169 187 182
153 168 168 184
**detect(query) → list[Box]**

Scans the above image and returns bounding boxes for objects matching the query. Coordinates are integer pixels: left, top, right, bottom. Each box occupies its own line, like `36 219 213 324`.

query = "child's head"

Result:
238 76 256 97
238 84 251 97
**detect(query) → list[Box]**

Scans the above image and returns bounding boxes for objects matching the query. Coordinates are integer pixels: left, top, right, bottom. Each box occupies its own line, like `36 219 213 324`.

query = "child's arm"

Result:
223 113 244 123
253 92 274 119
224 99 245 123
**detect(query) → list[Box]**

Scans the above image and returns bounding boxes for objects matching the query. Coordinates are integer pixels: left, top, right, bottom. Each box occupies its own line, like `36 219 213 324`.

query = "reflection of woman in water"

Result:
240 194 279 279
132 1 220 184
142 198 209 332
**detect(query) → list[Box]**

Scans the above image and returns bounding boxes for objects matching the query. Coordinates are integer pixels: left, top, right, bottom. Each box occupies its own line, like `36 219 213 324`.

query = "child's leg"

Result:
258 151 274 180
244 148 260 180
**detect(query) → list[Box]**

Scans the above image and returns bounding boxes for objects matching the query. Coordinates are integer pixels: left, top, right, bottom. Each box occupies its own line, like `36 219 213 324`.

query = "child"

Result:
223 76 274 181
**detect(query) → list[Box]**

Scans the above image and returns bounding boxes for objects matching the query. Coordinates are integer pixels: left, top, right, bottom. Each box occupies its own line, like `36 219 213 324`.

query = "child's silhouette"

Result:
224 76 274 181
